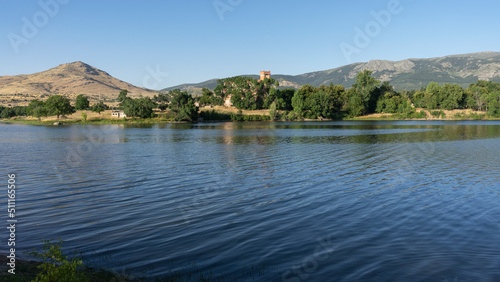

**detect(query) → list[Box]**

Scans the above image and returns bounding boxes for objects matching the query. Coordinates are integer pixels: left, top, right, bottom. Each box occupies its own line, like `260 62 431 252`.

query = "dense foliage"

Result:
0 105 27 118
213 76 279 110
44 95 75 119
90 101 109 114
119 90 157 118
75 94 90 110
28 239 87 282
197 88 224 106
169 89 198 121
3 72 500 121
153 92 170 111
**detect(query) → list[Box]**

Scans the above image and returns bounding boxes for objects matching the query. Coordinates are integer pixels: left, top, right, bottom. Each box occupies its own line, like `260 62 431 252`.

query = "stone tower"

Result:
259 71 271 81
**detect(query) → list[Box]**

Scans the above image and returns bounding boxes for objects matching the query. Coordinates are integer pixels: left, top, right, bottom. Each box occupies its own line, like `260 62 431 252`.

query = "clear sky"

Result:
1 0 499 89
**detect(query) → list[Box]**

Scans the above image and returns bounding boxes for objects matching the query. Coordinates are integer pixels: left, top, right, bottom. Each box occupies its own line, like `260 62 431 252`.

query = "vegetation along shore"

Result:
2 70 500 125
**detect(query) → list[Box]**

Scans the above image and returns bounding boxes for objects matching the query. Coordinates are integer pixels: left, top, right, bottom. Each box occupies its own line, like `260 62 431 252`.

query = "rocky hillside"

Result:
0 62 157 105
164 52 500 93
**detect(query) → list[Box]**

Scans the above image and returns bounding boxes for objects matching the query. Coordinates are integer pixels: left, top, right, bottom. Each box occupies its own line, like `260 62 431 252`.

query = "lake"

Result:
1 121 500 281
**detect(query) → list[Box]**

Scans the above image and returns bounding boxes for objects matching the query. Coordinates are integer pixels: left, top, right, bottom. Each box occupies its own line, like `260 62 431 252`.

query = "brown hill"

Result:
0 61 158 106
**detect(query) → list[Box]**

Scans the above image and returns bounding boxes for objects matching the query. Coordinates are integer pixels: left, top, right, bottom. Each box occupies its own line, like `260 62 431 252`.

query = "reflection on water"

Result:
1 121 500 281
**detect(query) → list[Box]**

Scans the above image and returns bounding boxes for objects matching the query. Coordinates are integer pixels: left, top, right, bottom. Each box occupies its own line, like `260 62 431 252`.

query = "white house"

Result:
111 110 127 118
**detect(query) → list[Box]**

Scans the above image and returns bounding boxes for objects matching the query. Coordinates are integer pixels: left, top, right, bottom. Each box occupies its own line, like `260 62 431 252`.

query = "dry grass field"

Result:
18 110 123 122
200 105 270 116
355 108 487 120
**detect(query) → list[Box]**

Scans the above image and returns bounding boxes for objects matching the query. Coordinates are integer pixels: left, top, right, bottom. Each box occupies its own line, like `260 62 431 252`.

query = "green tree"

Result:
0 105 28 119
169 89 198 121
486 92 500 117
425 82 443 109
45 95 75 119
353 70 380 113
269 100 277 120
214 76 278 110
306 90 335 118
344 89 365 117
277 89 296 111
28 239 88 282
123 97 157 118
27 99 49 121
153 93 170 111
465 84 488 111
90 101 108 114
421 91 438 109
440 83 464 110
74 94 90 110
199 88 214 106
118 89 128 104
412 91 426 108
291 90 305 117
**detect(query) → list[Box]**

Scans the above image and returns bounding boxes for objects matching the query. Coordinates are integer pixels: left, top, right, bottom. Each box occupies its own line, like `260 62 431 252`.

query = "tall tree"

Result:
169 89 198 121
75 94 90 110
90 101 108 114
291 90 305 117
352 70 381 113
118 89 129 104
269 100 277 120
45 95 75 119
153 93 170 111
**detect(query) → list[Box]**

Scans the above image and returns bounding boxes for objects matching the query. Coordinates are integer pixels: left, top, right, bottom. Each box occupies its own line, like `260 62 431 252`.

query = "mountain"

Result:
0 62 157 105
163 52 500 94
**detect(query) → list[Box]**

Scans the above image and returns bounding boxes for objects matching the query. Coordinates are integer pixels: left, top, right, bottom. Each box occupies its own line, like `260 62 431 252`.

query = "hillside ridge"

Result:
0 62 157 105
163 51 500 93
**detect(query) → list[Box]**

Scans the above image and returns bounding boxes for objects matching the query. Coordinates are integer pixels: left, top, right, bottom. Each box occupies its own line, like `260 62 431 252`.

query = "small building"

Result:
259 71 271 81
112 110 127 118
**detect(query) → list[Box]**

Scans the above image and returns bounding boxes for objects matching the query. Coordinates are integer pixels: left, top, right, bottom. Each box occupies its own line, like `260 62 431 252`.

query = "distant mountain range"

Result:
0 61 157 103
163 52 500 94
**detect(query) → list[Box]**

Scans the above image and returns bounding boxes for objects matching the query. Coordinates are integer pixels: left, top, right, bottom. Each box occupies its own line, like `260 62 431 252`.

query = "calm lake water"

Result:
1 121 500 281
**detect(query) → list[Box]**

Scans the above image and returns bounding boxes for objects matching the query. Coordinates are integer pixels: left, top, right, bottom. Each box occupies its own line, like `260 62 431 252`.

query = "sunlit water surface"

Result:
1 121 500 281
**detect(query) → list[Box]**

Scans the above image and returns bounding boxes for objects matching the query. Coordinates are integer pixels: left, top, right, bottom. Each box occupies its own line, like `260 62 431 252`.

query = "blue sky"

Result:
1 0 499 89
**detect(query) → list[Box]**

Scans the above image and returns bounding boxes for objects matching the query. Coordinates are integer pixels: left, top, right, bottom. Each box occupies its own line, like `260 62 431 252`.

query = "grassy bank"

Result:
349 108 498 121
1 108 499 126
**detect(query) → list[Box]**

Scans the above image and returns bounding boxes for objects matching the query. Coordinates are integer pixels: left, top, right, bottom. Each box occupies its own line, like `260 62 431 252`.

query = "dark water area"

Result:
1 121 500 281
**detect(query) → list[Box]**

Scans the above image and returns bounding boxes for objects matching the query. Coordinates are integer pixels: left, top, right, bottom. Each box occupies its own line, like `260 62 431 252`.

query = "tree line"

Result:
2 71 500 121
194 71 500 119
0 89 199 122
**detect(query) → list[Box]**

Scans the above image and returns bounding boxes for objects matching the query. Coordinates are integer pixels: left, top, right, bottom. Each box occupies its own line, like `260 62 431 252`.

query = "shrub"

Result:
468 113 485 120
412 111 427 119
286 111 299 120
28 239 88 282
430 110 445 118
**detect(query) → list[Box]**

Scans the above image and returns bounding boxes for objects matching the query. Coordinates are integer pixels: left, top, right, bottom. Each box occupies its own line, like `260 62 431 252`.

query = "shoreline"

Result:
1 108 499 126
0 254 137 281
2 117 499 126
